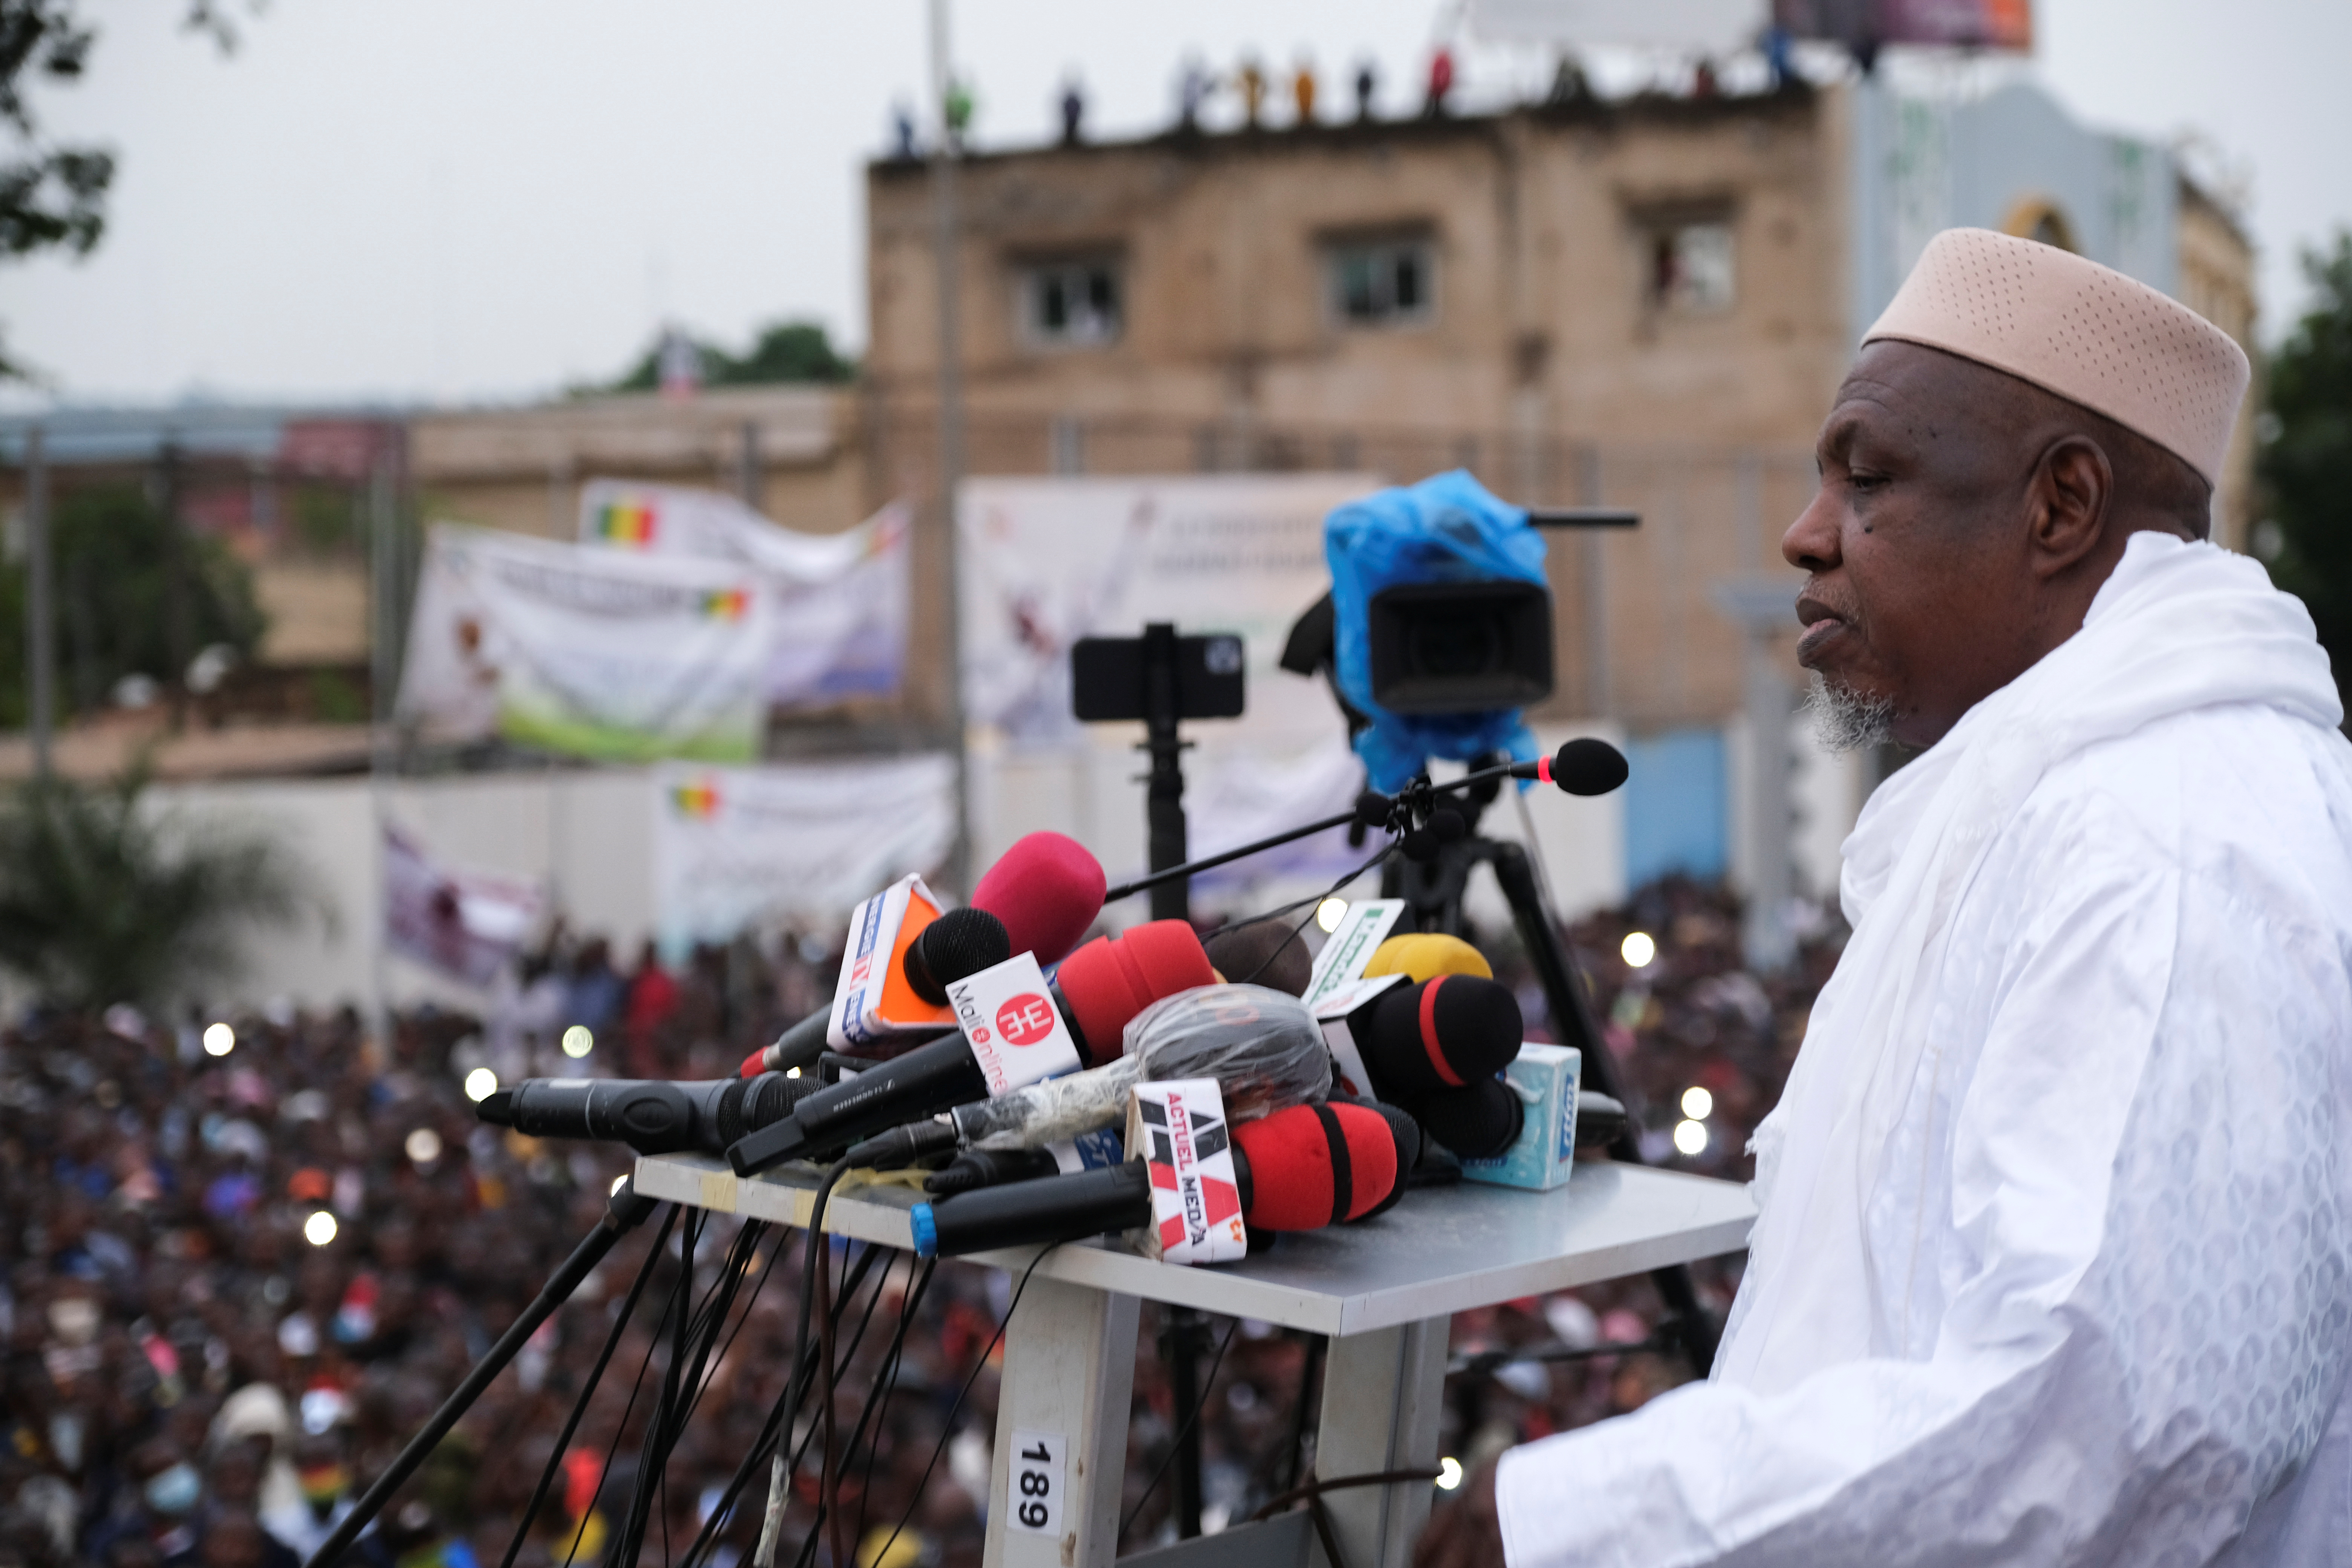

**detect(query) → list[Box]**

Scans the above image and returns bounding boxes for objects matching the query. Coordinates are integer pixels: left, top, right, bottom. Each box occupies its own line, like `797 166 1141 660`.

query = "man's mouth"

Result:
1794 593 1852 666
1796 615 1845 664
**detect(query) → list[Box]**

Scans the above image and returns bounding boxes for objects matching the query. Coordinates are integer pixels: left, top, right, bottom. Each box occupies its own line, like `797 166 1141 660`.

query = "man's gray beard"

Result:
1804 671 1896 754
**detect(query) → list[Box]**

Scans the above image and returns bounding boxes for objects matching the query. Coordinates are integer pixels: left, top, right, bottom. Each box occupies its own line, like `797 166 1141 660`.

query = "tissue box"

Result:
1461 1043 1581 1191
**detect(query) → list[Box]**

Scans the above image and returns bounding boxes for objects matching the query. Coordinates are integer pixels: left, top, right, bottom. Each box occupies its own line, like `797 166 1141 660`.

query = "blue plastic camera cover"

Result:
1325 469 1545 792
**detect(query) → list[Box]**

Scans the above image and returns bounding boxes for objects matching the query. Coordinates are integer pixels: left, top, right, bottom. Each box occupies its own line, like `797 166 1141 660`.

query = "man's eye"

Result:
1848 471 1889 493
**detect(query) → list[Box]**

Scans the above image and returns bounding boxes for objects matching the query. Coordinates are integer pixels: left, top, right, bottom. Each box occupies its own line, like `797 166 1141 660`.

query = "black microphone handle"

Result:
916 1150 1259 1259
482 1074 811 1156
730 1034 989 1173
766 1009 832 1074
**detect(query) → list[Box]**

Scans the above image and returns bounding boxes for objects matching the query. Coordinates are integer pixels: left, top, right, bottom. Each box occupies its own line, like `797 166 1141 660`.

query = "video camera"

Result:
1281 469 1635 790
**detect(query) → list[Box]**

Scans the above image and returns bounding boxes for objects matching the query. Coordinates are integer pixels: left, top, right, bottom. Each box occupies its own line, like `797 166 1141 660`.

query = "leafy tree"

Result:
0 478 267 724
2260 232 2352 698
2 0 247 376
604 319 857 393
0 767 318 1007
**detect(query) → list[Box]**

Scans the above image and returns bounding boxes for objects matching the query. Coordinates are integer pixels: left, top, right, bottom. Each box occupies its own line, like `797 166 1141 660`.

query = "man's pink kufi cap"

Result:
1863 227 2250 488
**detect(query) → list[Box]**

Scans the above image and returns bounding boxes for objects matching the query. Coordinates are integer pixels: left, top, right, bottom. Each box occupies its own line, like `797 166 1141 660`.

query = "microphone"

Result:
1507 737 1629 796
902 907 1012 1006
1202 922 1314 997
907 1101 1408 1259
1351 975 1524 1099
969 830 1108 967
923 1145 1063 1197
1413 1076 1523 1161
744 834 1107 1076
1055 919 1218 1067
475 1072 815 1156
1361 932 1492 984
728 921 1214 1174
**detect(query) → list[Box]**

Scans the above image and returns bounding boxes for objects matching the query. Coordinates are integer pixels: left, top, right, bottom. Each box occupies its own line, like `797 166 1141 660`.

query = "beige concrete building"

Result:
861 74 2258 745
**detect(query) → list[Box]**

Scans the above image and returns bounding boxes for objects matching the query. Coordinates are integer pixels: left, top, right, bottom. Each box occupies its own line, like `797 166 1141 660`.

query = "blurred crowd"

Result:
0 877 1839 1568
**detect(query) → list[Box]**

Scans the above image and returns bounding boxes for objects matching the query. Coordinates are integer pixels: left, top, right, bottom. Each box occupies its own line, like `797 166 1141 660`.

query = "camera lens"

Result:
1407 612 1502 678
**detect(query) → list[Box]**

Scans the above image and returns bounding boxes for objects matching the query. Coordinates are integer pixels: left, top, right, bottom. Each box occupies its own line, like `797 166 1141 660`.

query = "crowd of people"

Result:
0 878 1840 1567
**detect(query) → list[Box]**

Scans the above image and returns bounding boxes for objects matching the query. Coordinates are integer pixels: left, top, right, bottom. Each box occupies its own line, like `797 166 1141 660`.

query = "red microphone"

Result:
971 830 1108 968
909 1100 1411 1258
1052 919 1216 1067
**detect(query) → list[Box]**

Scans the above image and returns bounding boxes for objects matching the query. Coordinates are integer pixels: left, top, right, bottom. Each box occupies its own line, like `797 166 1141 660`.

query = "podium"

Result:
634 1153 1754 1568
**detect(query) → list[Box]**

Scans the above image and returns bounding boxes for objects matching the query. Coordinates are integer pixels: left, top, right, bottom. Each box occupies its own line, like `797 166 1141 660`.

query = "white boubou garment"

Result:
1497 533 2352 1566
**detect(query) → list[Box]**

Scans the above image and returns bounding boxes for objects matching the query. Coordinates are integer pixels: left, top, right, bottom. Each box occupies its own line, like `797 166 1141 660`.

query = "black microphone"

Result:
730 1035 988 1173
924 1146 1063 1197
902 907 1012 1006
475 1072 816 1156
1348 974 1523 1099
1413 1076 1523 1160
743 909 1012 1079
1507 737 1629 796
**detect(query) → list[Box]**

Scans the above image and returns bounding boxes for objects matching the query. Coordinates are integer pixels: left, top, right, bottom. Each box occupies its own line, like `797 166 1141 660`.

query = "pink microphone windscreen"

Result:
970 832 1107 966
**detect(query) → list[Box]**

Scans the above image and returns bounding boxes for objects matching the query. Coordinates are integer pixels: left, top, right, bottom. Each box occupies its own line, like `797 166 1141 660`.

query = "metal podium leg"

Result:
1310 1317 1449 1568
984 1276 1141 1568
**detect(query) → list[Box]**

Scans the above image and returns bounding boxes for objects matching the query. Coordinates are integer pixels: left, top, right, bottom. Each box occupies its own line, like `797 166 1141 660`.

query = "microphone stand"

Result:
1100 760 1523 905
302 1179 664 1568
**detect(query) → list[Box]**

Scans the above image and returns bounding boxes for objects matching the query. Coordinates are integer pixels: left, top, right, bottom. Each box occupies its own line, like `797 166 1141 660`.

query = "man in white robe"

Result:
1417 228 2352 1565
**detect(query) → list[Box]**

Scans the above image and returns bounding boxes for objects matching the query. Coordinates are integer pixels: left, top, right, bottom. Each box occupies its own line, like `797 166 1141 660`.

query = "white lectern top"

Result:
632 1153 1753 1337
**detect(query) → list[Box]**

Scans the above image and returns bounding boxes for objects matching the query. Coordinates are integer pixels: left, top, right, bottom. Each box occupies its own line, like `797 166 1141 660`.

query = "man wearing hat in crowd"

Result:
1419 228 2352 1564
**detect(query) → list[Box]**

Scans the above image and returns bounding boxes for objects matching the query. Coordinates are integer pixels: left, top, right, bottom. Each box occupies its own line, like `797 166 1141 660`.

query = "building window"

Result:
1328 237 1434 326
1021 260 1121 346
1645 220 1736 314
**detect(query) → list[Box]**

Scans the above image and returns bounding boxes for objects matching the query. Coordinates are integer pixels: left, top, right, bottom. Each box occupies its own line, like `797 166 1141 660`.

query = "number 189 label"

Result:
1006 1428 1064 1537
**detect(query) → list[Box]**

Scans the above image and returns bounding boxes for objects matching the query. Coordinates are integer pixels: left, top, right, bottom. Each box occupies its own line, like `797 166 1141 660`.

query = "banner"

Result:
382 824 545 987
959 475 1378 899
650 756 957 949
579 481 911 707
1772 0 2031 49
397 524 772 762
958 474 1377 748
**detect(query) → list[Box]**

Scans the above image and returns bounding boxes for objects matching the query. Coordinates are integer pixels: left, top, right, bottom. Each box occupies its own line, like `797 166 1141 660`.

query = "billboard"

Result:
1774 0 2031 50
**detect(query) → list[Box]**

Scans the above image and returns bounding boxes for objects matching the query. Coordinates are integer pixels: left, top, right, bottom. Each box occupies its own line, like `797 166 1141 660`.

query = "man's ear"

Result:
2026 435 2113 579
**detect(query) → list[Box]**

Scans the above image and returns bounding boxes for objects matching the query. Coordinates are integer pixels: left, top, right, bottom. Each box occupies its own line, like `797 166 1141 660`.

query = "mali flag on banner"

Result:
593 499 657 546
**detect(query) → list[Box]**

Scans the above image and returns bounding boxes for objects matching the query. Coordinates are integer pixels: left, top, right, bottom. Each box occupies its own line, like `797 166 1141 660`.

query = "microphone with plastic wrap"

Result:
905 1100 1410 1259
848 983 1333 1170
474 1072 818 1156
740 831 1110 1078
727 920 1214 1174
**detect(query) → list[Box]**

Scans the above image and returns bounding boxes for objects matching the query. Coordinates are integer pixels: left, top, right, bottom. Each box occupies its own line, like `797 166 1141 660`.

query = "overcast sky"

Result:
2 0 2344 408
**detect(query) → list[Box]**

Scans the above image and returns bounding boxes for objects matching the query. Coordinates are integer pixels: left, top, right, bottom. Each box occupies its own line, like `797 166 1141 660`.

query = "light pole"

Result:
929 0 972 894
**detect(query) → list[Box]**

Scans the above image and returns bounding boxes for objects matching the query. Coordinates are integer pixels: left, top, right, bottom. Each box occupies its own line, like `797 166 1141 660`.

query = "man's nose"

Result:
1782 487 1841 573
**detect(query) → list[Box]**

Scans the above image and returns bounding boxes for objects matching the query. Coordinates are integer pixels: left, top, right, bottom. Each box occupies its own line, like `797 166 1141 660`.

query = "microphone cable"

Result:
1209 839 1400 986
755 1157 859 1568
788 1254 941 1568
848 1256 937 1555
495 1201 680 1568
548 1206 701 1568
865 1245 1052 1568
675 1239 894 1568
1119 1314 1242 1545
